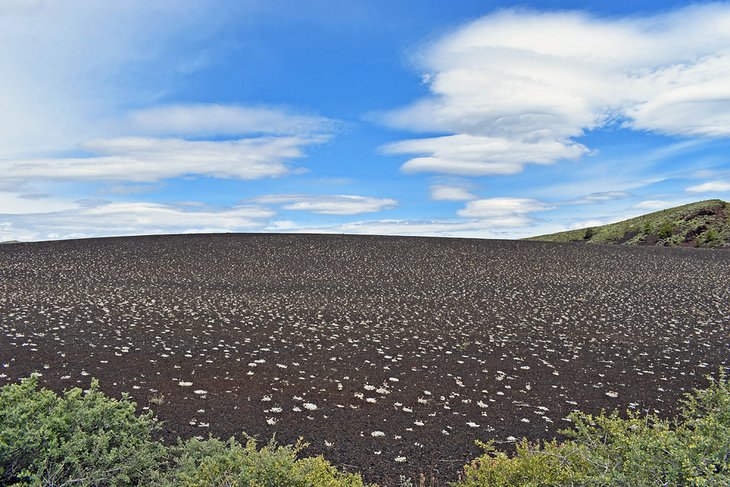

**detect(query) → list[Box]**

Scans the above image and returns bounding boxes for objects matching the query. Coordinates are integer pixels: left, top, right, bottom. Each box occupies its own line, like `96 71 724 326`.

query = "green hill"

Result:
528 199 729 248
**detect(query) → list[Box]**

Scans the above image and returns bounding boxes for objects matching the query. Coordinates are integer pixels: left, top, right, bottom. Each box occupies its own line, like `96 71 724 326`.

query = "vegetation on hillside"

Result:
1 371 728 486
528 199 730 248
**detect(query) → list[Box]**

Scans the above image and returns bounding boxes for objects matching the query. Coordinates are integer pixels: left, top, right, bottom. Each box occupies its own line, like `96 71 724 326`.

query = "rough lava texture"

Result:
0 234 728 484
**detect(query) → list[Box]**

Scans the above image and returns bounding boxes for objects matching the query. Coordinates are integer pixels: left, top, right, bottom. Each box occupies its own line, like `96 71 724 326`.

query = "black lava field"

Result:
1 234 728 484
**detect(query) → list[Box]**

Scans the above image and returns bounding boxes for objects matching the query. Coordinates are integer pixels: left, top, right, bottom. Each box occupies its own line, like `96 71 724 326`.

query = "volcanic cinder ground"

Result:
1 234 728 484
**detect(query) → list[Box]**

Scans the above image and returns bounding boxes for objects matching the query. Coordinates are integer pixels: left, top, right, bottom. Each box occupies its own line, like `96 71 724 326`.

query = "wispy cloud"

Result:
383 4 730 176
568 191 631 205
253 194 398 215
384 134 586 176
457 197 553 227
632 200 676 210
287 217 545 239
0 201 273 242
0 192 78 215
125 104 337 137
290 196 553 238
429 184 476 201
686 180 730 193
0 136 323 183
99 184 166 196
0 3 335 186
0 0 229 158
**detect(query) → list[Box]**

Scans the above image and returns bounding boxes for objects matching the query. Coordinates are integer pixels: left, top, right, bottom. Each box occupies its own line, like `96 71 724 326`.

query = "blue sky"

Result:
1 0 730 241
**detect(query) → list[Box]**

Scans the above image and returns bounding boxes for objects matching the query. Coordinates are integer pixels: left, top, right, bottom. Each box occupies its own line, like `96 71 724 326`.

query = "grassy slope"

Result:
527 199 730 248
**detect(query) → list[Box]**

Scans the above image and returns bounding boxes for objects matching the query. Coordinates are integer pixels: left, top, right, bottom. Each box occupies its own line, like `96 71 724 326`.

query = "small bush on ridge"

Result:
658 221 674 239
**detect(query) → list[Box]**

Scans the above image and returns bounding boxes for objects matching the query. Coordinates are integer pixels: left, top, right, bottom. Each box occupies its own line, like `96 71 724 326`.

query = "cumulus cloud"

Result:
253 194 398 215
0 201 274 242
686 180 730 193
0 136 321 183
429 184 476 201
384 4 730 176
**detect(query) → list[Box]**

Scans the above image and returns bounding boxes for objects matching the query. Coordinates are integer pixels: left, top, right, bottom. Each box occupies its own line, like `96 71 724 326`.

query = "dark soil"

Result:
1 234 728 485
616 230 639 244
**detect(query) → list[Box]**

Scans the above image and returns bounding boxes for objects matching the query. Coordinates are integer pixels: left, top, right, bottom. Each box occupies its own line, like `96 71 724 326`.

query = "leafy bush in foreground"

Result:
456 370 730 487
0 376 368 486
153 436 368 487
2 372 727 486
0 375 165 486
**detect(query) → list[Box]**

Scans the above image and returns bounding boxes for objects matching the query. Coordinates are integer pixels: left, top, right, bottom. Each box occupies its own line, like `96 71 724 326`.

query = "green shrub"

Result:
0 375 165 486
658 221 674 239
153 436 369 487
456 370 730 486
0 375 369 486
457 439 590 487
704 228 719 243
3 372 728 487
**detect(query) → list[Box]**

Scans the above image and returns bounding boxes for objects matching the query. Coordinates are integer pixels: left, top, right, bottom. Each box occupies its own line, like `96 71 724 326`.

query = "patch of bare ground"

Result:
0 234 728 484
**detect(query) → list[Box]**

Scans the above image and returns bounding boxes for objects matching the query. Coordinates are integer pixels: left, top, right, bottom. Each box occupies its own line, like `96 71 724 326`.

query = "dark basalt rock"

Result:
0 234 728 485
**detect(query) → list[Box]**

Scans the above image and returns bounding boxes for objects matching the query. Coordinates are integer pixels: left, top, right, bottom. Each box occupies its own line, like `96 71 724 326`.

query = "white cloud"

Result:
384 134 586 176
266 220 298 230
0 193 548 241
0 136 322 183
253 194 398 215
455 197 553 229
125 104 336 137
575 191 630 203
0 191 78 215
686 180 730 193
0 0 228 158
99 184 166 196
457 197 552 219
0 201 274 242
429 184 476 201
632 200 675 210
315 219 491 237
290 216 545 239
384 5 730 176
569 219 608 230
0 3 335 186
296 197 554 238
